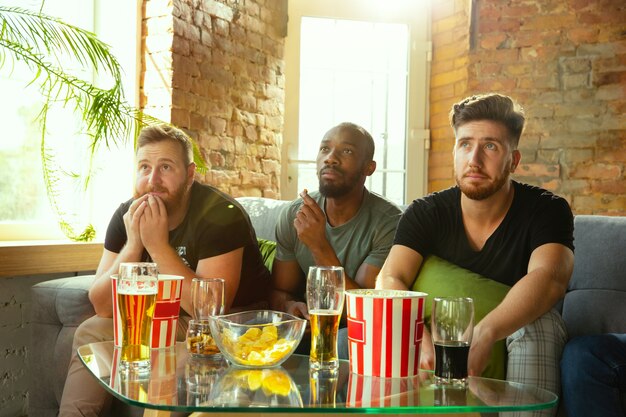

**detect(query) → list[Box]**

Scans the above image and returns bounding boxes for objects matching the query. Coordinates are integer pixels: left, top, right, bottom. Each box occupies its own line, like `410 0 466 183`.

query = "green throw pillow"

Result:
257 238 277 271
411 255 511 380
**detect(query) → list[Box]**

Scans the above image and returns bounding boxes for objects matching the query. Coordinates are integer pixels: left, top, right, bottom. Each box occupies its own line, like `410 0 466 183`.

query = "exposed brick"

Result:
572 194 626 214
141 0 285 197
591 179 626 194
479 32 508 50
539 179 561 191
201 0 234 21
562 149 594 164
208 117 226 135
522 14 576 31
570 162 622 179
263 188 279 199
152 0 625 214
516 163 560 178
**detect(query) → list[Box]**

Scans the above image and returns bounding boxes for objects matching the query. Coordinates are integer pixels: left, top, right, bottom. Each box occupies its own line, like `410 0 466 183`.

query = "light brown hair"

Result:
137 124 194 165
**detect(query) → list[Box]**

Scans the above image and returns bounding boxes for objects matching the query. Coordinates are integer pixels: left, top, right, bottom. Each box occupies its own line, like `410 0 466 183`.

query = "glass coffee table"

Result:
78 341 557 416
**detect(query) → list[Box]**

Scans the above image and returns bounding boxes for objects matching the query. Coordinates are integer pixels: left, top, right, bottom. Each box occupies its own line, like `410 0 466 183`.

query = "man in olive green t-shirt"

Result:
269 122 401 357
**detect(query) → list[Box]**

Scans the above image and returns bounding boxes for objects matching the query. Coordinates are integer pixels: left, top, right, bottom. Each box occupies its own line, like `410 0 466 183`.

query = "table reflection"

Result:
78 341 558 414
208 367 303 407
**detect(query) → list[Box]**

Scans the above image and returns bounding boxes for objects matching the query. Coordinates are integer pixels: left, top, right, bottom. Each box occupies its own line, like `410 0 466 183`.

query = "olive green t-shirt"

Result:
275 189 401 286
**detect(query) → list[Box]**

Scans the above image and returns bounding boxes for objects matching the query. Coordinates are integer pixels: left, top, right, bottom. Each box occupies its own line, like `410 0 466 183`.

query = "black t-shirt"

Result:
394 181 574 286
104 181 271 307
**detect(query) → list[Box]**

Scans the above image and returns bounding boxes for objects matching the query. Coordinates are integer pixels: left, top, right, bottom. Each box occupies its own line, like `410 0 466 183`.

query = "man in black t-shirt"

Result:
377 94 574 415
60 124 271 416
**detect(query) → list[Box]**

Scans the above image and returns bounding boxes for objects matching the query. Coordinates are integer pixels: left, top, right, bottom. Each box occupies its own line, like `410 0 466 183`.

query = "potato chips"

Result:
222 325 296 366
229 369 293 396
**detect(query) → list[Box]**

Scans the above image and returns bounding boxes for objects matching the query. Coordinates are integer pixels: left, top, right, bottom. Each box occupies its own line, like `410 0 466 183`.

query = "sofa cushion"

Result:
30 275 96 414
237 197 291 241
411 255 510 380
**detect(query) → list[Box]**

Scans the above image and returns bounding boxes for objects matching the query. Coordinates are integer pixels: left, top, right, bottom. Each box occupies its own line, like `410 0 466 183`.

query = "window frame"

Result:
0 0 141 242
282 0 432 204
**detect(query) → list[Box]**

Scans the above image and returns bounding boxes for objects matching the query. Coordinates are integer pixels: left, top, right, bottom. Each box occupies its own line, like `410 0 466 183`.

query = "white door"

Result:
282 0 431 204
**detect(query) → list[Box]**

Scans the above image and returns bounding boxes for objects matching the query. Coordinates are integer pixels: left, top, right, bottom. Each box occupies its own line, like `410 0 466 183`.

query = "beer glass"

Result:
306 266 345 370
186 355 223 405
188 278 225 357
431 297 474 386
117 262 158 372
309 368 338 407
191 278 225 320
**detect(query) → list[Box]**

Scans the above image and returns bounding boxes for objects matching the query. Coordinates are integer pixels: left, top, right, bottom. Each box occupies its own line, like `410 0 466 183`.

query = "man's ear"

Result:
364 160 376 177
510 150 521 173
187 162 196 184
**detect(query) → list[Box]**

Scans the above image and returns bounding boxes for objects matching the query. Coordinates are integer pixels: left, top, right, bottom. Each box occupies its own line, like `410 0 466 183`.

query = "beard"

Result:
455 169 510 201
318 167 363 198
134 182 189 213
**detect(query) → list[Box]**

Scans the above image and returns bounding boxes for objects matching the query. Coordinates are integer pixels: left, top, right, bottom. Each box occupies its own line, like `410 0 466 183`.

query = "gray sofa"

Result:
557 215 626 415
28 197 290 417
29 197 625 417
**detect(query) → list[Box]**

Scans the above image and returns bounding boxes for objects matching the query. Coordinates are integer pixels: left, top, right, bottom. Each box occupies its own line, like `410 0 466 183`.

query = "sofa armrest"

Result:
562 215 626 338
29 275 96 416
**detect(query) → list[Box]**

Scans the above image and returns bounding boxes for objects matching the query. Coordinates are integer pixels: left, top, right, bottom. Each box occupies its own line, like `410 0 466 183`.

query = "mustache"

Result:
147 186 168 194
319 167 344 176
463 169 489 178
134 187 168 199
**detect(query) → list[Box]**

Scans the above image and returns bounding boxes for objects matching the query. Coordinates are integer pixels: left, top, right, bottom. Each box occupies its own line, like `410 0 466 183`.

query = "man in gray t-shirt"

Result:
270 122 401 324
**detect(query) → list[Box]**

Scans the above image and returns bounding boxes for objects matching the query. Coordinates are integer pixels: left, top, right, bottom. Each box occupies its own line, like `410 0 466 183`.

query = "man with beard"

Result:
377 93 574 415
270 122 401 352
60 124 271 416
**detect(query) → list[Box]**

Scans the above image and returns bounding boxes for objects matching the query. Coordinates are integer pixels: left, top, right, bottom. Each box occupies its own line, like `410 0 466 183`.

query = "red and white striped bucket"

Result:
346 372 421 407
346 289 426 377
112 274 184 349
147 347 178 404
110 347 121 390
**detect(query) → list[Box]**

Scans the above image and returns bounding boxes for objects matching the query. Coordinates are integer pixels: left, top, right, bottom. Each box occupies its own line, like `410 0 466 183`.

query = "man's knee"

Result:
73 315 114 348
507 309 567 354
562 335 595 360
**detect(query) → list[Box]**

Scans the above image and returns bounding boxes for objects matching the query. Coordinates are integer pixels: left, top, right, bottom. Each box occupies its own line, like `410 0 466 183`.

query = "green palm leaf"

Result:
0 5 207 241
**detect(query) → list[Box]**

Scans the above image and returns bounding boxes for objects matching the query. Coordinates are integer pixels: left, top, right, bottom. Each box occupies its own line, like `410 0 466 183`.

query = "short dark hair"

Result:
449 93 525 149
330 122 375 161
136 124 194 165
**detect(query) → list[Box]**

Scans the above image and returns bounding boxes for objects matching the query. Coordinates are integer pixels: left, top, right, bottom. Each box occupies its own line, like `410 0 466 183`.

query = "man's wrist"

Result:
120 242 144 260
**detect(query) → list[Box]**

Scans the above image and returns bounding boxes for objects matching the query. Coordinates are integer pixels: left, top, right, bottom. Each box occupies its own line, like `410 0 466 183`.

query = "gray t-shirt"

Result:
275 189 402 280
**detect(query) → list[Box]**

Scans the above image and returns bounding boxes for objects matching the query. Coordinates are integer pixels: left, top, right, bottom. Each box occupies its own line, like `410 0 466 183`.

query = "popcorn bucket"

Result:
112 274 184 349
346 372 421 407
346 289 426 377
110 347 122 391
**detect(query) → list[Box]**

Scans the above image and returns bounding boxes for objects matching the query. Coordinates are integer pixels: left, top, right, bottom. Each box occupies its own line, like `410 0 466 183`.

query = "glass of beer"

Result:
306 266 345 370
309 368 338 407
117 262 158 373
431 297 474 386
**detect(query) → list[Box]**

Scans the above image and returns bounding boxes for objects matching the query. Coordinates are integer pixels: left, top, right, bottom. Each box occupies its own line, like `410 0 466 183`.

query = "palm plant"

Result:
0 5 206 241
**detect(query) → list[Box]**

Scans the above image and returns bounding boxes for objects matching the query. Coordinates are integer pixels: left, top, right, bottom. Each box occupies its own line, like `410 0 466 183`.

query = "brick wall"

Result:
142 0 287 199
429 0 625 215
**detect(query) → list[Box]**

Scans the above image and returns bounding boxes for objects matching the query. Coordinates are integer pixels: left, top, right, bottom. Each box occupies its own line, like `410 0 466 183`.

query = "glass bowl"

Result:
208 310 306 368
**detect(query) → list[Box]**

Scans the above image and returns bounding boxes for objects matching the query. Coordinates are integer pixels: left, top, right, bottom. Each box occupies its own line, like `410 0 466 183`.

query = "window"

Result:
0 0 138 240
283 0 431 205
